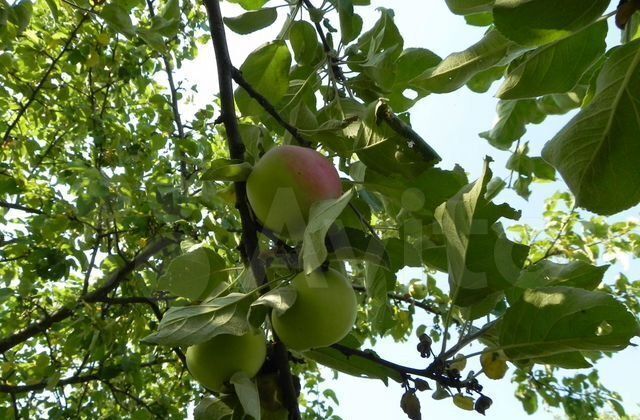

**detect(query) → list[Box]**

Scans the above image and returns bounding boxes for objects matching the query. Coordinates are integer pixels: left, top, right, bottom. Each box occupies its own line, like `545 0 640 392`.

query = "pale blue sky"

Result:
179 1 640 418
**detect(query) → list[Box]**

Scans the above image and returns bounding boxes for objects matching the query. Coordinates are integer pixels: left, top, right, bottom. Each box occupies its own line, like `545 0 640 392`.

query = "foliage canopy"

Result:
1 0 640 419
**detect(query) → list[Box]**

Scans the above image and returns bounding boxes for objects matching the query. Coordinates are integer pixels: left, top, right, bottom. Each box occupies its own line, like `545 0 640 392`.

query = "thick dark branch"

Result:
376 102 441 165
0 359 170 394
202 1 301 418
0 237 175 354
1 13 91 146
331 344 476 390
230 67 311 147
0 372 101 394
0 200 44 215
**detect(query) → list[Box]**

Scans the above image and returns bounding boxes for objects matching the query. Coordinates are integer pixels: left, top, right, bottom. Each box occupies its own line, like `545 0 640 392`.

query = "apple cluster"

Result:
185 145 358 395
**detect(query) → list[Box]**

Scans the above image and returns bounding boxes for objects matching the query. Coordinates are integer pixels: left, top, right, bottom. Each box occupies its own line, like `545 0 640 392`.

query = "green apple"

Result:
453 393 475 411
186 331 267 392
272 268 357 351
246 145 342 241
408 280 428 300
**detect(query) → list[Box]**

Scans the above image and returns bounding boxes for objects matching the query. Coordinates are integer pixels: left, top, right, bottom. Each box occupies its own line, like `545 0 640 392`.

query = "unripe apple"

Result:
272 268 357 351
480 349 508 380
246 145 342 241
453 393 475 411
408 279 428 300
186 331 267 392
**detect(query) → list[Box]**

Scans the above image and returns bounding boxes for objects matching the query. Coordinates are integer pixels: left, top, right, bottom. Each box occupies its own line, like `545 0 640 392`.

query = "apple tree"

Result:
1 0 639 419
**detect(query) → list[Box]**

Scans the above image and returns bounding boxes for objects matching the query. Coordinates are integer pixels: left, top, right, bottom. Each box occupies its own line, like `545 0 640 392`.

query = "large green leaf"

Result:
499 287 640 360
142 293 251 346
445 0 494 15
497 21 608 99
479 99 546 149
507 261 609 304
236 41 292 116
226 0 269 10
223 7 277 35
100 3 135 37
231 372 261 420
305 346 404 385
493 0 610 46
413 29 525 93
434 160 529 308
542 39 640 215
289 21 323 66
302 190 354 274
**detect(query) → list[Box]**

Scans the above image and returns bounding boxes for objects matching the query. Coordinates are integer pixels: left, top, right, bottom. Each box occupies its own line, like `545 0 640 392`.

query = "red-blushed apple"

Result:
185 331 266 392
246 145 342 241
271 268 357 351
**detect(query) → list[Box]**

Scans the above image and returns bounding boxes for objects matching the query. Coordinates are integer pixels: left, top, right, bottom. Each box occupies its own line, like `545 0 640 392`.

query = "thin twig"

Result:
1 12 91 146
231 67 312 147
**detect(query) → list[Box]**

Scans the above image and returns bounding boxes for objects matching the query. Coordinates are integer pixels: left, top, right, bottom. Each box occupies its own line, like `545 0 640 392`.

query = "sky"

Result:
178 1 640 419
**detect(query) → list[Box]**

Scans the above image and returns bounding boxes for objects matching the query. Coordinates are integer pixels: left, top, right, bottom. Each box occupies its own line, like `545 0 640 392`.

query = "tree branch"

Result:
1 12 91 146
0 359 170 394
144 0 189 185
230 67 311 147
0 237 176 354
0 200 44 215
331 344 479 391
202 1 301 418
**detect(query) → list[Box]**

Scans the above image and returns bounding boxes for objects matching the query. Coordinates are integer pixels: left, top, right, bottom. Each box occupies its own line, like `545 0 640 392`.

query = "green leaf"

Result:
325 227 389 267
160 0 180 23
497 21 608 99
479 99 545 150
44 0 59 22
394 48 441 89
305 346 404 385
413 29 525 93
493 0 609 46
250 286 297 316
226 0 269 10
142 293 251 346
0 288 12 304
499 287 640 360
541 39 640 215
12 0 32 33
337 0 362 44
507 261 608 304
201 159 253 182
434 159 529 308
100 3 136 37
289 21 323 66
530 351 592 369
301 190 354 274
236 41 292 116
194 397 233 420
223 8 277 35
158 247 228 300
231 372 261 420
445 0 494 15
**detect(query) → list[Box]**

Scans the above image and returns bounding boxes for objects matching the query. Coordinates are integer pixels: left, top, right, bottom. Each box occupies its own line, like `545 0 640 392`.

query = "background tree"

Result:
1 0 639 419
